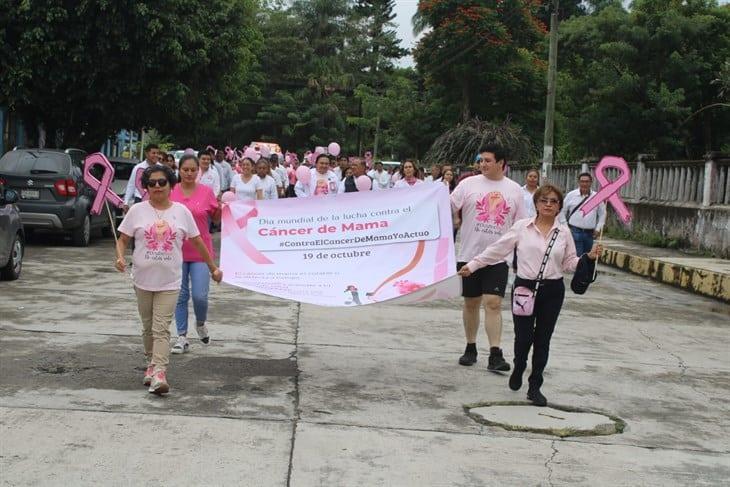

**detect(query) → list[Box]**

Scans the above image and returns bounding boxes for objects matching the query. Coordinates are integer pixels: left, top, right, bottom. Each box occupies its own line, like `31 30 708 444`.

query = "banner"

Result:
220 183 460 306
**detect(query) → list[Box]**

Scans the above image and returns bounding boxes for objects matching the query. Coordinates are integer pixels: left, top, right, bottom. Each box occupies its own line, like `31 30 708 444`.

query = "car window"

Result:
112 162 134 180
66 149 87 169
0 151 71 175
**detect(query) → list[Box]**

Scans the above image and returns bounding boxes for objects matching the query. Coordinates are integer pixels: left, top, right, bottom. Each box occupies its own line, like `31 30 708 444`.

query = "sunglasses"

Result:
146 178 169 188
539 198 560 205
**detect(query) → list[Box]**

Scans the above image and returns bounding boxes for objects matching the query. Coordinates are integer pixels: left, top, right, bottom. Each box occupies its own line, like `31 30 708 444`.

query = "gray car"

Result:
0 179 24 280
0 148 111 246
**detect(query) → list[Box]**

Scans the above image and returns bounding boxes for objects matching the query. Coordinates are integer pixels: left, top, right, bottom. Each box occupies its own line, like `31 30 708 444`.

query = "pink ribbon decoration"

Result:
134 168 149 201
581 156 632 223
221 203 273 265
83 153 125 215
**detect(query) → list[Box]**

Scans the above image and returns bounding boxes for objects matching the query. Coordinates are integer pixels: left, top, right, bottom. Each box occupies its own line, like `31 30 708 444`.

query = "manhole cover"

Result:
465 401 625 437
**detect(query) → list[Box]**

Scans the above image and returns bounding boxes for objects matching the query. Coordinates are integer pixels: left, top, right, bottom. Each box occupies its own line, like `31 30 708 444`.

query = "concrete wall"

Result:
607 202 730 257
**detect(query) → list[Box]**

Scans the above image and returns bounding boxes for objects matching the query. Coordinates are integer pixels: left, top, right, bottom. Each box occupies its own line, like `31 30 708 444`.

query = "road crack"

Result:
286 302 302 487
544 440 559 487
638 328 687 378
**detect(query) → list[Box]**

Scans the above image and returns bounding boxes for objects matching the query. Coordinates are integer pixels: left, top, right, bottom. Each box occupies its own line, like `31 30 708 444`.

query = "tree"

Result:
0 0 261 150
556 0 730 159
413 0 547 134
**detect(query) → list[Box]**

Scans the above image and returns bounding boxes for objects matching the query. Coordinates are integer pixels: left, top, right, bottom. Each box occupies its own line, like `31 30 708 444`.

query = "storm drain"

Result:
465 401 626 437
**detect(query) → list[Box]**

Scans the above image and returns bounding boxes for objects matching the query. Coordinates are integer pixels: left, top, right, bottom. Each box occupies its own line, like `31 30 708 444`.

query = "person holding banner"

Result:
561 173 606 257
231 158 264 200
392 160 423 188
459 184 602 406
115 165 223 395
123 144 161 211
294 154 339 197
451 144 526 371
170 154 221 354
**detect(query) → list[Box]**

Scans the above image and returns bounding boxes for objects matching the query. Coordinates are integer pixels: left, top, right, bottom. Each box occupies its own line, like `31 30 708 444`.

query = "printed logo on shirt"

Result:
314 178 331 196
144 220 177 252
475 192 511 226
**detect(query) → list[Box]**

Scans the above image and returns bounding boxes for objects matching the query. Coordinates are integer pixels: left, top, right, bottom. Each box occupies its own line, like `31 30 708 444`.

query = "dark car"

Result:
0 148 111 246
0 178 24 280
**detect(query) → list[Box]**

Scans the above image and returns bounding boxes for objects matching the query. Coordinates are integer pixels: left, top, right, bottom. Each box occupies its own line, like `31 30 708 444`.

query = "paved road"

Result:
1 235 729 486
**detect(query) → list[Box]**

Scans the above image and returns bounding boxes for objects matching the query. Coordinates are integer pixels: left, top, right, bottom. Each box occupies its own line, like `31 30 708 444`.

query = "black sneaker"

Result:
509 370 523 391
487 349 511 372
459 348 477 366
527 389 547 407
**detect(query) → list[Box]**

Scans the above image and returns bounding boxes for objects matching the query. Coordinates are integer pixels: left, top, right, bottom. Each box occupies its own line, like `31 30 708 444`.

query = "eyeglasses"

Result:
146 178 169 188
539 198 560 205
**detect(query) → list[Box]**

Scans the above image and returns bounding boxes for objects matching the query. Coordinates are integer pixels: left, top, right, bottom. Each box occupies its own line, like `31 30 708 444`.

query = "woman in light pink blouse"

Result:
459 184 601 407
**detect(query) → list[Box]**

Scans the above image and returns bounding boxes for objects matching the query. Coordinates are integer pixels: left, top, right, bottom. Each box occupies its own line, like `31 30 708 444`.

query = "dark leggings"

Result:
512 277 565 390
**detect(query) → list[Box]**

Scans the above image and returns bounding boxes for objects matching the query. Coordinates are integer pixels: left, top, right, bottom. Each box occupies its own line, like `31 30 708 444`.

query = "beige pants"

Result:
134 287 179 371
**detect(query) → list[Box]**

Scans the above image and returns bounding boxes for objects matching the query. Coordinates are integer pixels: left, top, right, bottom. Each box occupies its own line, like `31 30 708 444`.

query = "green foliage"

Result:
556 0 730 160
423 118 538 168
0 0 261 150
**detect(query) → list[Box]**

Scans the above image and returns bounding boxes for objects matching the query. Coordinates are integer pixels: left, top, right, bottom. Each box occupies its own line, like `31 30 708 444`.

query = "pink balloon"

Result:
355 175 372 192
327 142 341 157
243 148 260 162
260 145 271 158
314 146 325 155
296 166 311 185
83 153 125 215
221 191 236 204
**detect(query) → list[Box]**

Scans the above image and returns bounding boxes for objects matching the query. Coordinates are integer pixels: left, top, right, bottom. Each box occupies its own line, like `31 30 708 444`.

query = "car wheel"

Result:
72 215 91 247
0 233 23 280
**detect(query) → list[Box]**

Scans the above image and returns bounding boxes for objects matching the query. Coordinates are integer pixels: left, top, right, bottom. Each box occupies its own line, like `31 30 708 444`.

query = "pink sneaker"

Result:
148 370 169 394
143 365 155 386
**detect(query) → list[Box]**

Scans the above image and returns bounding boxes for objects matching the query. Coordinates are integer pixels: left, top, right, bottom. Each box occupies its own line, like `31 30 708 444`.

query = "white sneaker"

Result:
171 336 189 354
196 323 210 344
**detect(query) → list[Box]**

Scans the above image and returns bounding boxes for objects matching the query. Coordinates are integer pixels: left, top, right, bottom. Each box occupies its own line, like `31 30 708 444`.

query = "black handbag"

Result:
571 254 597 294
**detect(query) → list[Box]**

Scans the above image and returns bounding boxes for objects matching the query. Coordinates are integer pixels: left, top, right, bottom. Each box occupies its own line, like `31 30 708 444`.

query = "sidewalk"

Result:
600 238 730 303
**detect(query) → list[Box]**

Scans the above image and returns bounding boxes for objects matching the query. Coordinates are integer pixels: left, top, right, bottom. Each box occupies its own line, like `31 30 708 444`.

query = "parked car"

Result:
0 148 111 246
0 178 24 280
108 156 139 224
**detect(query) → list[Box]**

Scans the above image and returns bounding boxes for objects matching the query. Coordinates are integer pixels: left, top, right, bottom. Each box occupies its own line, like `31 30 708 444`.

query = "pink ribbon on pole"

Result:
581 156 632 223
83 153 125 215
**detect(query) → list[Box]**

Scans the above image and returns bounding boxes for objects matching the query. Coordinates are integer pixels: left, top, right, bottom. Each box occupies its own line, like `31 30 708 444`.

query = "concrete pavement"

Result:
1 234 729 486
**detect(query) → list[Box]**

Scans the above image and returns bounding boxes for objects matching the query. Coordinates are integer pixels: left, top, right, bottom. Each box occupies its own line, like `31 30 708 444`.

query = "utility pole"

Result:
541 0 559 183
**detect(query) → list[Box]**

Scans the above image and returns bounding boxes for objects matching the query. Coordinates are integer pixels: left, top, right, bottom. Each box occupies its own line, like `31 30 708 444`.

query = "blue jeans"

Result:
175 262 210 335
571 227 594 257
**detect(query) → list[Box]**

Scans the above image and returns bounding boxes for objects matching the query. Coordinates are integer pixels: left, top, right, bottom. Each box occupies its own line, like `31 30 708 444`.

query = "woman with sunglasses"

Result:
115 165 222 395
170 154 221 354
458 184 601 407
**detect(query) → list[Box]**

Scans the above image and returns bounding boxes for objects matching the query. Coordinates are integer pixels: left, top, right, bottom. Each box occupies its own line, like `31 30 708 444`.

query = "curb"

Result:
599 249 730 304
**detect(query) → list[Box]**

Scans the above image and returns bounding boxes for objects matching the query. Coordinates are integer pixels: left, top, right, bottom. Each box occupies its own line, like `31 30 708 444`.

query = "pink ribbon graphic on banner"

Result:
581 156 632 223
83 153 125 215
222 203 273 264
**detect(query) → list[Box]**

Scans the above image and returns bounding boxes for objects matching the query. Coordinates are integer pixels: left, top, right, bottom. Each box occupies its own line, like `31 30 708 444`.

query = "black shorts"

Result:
457 261 509 298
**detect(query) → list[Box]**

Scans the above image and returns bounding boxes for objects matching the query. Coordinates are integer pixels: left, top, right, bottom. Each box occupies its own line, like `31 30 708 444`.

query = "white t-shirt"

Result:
197 167 221 196
294 169 338 197
521 185 537 218
259 174 279 200
118 201 200 291
273 166 287 188
368 169 391 190
231 174 263 200
450 174 527 262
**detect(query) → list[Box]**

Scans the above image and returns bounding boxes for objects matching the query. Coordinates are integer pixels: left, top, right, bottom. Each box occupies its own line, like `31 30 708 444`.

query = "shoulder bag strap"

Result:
534 229 560 293
567 195 590 224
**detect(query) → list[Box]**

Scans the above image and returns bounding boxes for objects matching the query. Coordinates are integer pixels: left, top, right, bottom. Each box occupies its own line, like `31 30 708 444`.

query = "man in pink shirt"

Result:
450 144 527 371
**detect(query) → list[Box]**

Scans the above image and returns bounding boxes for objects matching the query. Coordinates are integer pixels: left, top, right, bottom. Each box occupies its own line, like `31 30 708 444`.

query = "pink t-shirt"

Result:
118 201 200 291
170 184 219 262
450 174 526 262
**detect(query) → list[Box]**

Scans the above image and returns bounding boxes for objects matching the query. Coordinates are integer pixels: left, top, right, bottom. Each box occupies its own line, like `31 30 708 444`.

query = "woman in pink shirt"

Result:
459 184 601 407
116 165 222 395
170 154 222 354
